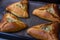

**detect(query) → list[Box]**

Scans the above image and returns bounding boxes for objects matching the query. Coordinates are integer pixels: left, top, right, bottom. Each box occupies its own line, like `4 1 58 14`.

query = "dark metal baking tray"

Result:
0 0 60 40
30 0 60 3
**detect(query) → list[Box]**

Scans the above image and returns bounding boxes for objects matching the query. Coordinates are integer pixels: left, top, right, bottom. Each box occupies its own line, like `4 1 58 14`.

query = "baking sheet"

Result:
0 0 60 40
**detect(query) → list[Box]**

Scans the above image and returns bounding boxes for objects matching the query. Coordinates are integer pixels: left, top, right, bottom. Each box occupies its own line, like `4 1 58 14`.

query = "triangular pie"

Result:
0 13 27 32
27 22 59 40
33 4 60 23
6 0 28 18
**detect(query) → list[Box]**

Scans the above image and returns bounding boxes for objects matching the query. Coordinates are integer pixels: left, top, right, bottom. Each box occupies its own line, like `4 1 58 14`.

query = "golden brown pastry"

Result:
33 4 60 23
0 13 27 32
27 22 59 40
6 0 28 18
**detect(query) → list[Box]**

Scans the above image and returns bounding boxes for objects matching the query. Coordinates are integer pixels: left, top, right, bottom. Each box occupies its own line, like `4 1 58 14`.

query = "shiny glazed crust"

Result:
0 13 27 32
33 4 60 23
6 0 28 18
27 22 59 40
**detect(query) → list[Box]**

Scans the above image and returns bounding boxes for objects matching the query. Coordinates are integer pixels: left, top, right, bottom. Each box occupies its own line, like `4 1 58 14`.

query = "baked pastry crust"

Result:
0 13 27 32
27 22 59 40
33 4 60 23
6 0 28 18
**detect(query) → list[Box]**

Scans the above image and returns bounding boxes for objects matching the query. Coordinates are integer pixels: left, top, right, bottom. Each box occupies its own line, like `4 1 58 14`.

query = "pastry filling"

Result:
16 4 26 11
6 15 17 22
46 7 59 18
47 7 54 14
42 25 52 32
6 14 24 25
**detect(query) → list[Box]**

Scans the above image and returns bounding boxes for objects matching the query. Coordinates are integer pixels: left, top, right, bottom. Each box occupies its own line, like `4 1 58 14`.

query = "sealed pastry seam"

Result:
27 22 59 40
0 13 27 32
33 4 60 23
6 0 28 18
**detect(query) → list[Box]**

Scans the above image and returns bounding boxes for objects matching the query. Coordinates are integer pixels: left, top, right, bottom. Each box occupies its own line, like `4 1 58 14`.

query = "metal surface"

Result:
0 0 60 40
30 0 60 3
